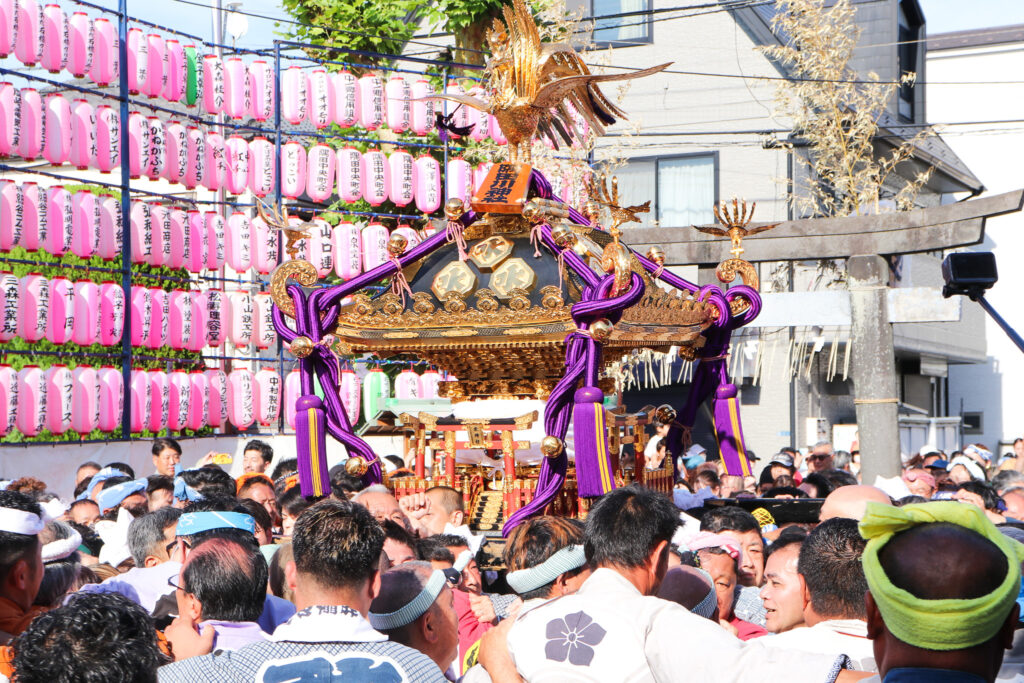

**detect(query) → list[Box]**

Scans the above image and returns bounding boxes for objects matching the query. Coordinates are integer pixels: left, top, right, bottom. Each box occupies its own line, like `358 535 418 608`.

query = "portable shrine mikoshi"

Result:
269 0 765 535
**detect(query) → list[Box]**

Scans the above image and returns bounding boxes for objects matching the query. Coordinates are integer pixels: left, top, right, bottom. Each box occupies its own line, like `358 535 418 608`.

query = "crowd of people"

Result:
0 434 1019 682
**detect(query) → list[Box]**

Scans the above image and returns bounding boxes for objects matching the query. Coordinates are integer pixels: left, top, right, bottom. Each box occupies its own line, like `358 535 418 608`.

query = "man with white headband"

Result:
369 561 460 673
0 491 47 644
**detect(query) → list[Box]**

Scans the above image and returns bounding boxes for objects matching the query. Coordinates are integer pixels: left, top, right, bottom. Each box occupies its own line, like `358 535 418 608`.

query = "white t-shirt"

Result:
759 619 877 672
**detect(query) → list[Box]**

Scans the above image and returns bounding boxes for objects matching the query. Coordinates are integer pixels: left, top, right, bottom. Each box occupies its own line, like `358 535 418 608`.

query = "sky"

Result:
921 0 1024 34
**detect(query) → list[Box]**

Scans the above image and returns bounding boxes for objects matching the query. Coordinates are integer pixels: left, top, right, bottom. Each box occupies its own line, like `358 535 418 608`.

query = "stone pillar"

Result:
848 255 901 482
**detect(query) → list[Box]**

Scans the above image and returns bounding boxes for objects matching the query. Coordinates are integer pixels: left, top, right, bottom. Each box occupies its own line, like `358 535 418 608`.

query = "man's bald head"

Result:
352 486 409 530
656 566 718 621
819 485 892 522
421 487 465 537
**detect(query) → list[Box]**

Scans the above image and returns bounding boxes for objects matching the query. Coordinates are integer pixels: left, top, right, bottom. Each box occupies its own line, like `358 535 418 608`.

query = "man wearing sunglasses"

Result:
807 442 836 474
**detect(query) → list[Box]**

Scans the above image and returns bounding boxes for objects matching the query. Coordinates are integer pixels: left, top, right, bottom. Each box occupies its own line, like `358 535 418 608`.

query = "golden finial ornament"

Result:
692 198 779 258
541 436 564 458
655 404 677 424
345 456 369 477
589 318 613 343
586 174 651 234
421 0 670 165
257 198 314 260
289 336 315 358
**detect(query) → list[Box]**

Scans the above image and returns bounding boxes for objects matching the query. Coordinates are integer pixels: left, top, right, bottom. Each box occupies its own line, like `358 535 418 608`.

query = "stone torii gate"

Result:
624 190 1024 483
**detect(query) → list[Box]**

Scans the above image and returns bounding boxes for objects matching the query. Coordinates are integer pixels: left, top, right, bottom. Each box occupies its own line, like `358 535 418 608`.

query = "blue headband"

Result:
369 570 447 630
173 472 204 503
75 466 132 501
506 545 587 595
691 568 718 619
176 511 256 537
96 479 147 513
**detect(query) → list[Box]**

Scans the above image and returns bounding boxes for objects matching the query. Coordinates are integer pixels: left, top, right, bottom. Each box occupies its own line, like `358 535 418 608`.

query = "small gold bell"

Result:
289 336 315 358
541 436 564 458
345 456 368 477
647 246 666 266
444 198 466 220
589 319 613 343
387 233 408 257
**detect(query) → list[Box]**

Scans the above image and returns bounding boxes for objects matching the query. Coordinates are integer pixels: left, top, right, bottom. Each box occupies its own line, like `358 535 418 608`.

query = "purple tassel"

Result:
712 383 753 477
295 395 330 498
572 386 616 498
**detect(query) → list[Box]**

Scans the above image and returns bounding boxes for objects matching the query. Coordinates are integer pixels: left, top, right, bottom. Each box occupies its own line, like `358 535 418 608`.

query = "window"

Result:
591 0 651 46
603 153 717 229
897 1 922 122
962 412 983 435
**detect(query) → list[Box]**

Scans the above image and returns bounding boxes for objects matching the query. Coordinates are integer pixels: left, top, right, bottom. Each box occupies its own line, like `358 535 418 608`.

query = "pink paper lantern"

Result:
69 99 95 170
467 86 487 143
410 79 435 136
94 105 120 173
474 162 494 194
0 83 20 156
395 368 420 400
202 130 225 191
226 289 253 348
184 126 206 189
247 60 274 122
204 288 228 348
336 146 362 204
167 290 193 350
204 368 227 428
96 194 121 260
227 368 255 429
18 273 47 342
225 211 251 273
340 368 360 426
444 81 469 131
252 292 275 350
125 27 148 93
0 272 17 342
251 216 278 275
148 370 169 433
385 76 411 133
202 54 224 115
144 33 165 99
388 150 415 207
129 368 150 433
14 0 41 67
167 209 187 269
281 66 307 126
127 111 149 179
281 140 306 200
205 212 225 270
128 200 152 265
44 364 72 435
97 366 123 433
186 291 207 353
39 3 65 74
414 155 441 214
186 372 207 431
0 365 14 437
332 71 359 127
16 366 46 436
361 149 389 207
146 288 166 350
147 203 168 267
333 222 361 280
361 222 388 272
19 183 42 252
71 279 99 346
70 190 99 259
44 185 71 256
284 369 300 429
254 367 281 426
0 0 16 58
166 370 190 432
17 88 42 160
222 56 246 119
185 210 207 273
307 68 333 129
44 276 73 345
419 369 441 399
128 285 151 347
163 120 187 183
223 135 249 195
446 157 471 203
71 365 99 436
306 144 336 203
0 180 20 251
305 218 333 278
90 17 117 86
163 39 185 102
98 281 124 346
357 73 383 130
145 116 166 180
247 137 274 197
42 93 71 166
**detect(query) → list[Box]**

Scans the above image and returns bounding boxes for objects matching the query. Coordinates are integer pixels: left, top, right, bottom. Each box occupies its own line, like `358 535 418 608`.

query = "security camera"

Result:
941 252 997 300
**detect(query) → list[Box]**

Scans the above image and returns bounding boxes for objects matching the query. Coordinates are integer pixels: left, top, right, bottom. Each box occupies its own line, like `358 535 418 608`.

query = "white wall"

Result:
929 38 1024 455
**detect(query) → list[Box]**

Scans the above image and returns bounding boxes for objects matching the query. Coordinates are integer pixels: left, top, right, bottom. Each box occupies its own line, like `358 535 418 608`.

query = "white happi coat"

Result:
759 619 877 672
506 568 846 683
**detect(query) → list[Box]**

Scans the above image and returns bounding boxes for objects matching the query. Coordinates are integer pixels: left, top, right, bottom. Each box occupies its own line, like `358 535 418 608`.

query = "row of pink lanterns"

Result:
0 273 123 347
0 364 282 436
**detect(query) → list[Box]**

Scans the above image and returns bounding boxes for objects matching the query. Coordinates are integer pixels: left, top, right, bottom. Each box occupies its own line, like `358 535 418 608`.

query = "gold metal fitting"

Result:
444 198 466 220
541 436 564 458
345 456 368 477
589 318 613 343
550 224 577 248
647 245 666 266
655 404 677 424
289 336 315 358
387 233 408 257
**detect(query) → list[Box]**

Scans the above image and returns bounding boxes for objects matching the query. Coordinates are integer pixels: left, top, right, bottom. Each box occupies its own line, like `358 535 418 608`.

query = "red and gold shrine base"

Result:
471 162 533 214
